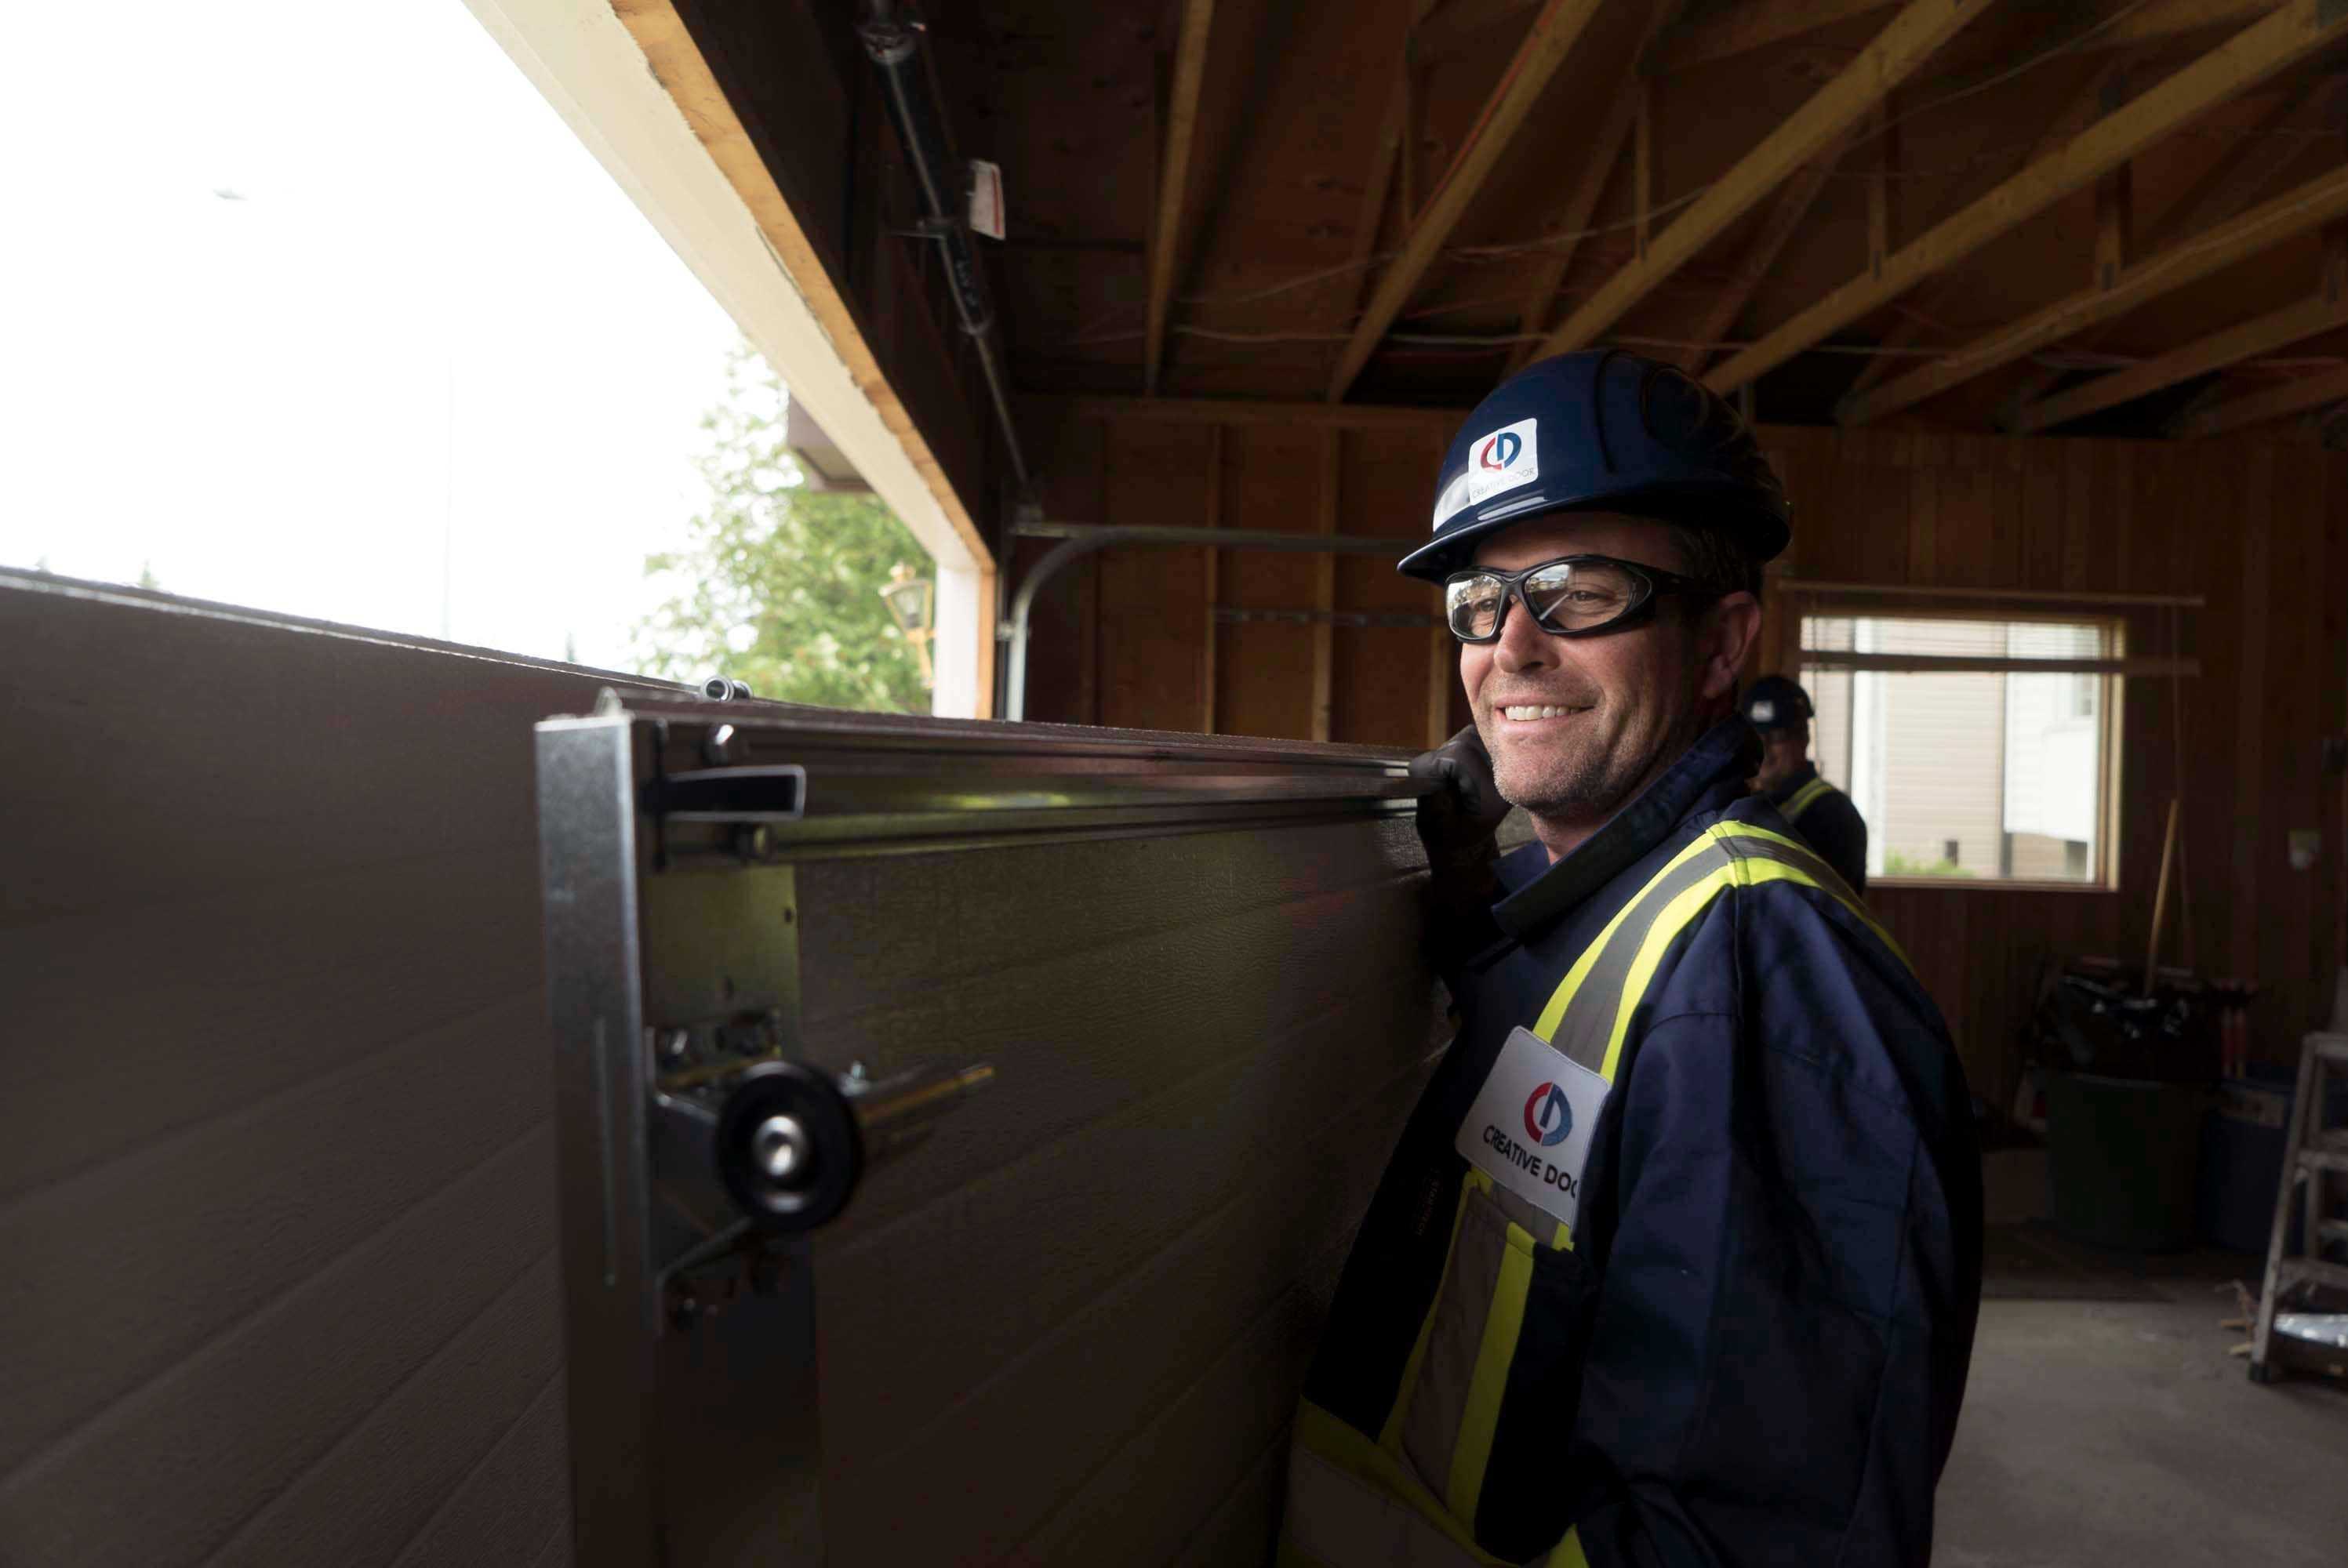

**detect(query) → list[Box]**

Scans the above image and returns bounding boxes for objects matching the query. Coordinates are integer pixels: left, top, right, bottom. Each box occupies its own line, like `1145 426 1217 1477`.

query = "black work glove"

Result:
1412 725 1511 989
1410 724 1511 872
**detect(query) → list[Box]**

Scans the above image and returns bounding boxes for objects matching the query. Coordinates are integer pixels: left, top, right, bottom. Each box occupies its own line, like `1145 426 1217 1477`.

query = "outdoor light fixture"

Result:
879 561 935 688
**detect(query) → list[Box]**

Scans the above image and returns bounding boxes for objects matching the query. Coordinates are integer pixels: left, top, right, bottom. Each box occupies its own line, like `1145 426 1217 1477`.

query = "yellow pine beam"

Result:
1144 0 1219 395
1677 126 1859 373
1656 0 2279 74
1840 163 2348 423
1336 0 1445 323
2008 293 2348 433
1327 0 1612 401
1994 74 2322 417
1504 0 1681 374
1529 0 1995 363
2169 360 2348 435
1714 0 2348 396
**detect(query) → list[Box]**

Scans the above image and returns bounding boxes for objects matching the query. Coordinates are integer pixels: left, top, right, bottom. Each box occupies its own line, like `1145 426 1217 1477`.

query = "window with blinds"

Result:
1797 612 2124 887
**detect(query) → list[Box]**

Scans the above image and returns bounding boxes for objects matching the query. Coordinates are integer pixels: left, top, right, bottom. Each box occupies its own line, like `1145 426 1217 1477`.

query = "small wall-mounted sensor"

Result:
2288 829 2321 871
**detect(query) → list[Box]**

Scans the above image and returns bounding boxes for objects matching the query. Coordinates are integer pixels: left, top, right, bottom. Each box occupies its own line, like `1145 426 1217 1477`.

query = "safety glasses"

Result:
1441 554 1713 643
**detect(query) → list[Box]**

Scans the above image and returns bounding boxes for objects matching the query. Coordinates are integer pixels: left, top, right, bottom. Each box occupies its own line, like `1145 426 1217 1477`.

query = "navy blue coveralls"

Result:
1289 720 1981 1566
1761 759 1869 896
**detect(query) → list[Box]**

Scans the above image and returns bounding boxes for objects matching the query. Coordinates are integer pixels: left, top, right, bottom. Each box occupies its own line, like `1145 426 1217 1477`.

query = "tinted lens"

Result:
1522 560 1641 631
1445 574 1507 640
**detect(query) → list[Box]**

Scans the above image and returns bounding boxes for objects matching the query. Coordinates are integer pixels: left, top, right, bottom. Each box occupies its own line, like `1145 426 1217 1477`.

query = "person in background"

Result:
1743 673 1869 895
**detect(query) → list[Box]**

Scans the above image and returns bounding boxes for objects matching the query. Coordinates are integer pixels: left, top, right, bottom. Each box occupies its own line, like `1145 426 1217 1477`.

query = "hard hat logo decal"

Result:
1433 416 1539 531
1523 1082 1573 1147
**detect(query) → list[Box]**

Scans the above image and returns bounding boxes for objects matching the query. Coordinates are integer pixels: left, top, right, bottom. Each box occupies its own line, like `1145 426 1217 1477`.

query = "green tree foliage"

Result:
1883 848 1973 879
634 344 933 713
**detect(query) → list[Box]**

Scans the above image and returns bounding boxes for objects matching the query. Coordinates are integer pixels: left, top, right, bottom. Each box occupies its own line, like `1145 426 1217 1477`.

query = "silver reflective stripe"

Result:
1286 1443 1490 1567
1482 1178 1554 1241
1401 1189 1514 1495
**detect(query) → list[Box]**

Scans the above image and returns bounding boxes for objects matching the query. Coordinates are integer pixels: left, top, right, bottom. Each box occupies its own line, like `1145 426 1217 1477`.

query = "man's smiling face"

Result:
1460 513 1714 844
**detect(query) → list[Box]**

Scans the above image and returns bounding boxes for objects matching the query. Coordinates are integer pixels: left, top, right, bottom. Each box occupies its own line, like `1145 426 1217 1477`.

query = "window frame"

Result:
1794 601 2130 894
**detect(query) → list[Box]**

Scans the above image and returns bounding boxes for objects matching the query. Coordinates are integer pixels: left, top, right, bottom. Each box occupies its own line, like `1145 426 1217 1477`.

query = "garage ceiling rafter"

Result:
1504 0 1685 373
1144 0 1222 395
1840 162 2348 423
642 1 2348 449
1714 0 2348 398
1325 0 1614 401
1527 0 1998 363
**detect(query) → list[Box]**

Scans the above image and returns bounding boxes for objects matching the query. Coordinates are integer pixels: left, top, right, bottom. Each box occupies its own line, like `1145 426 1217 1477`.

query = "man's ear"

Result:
1697 591 1761 702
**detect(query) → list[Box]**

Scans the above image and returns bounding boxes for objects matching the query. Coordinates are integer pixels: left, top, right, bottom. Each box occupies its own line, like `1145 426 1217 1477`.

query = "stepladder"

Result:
2249 1033 2348 1383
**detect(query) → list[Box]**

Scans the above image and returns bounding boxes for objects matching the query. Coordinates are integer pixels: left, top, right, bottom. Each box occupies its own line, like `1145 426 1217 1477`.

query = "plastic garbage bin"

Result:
2046 1070 2208 1252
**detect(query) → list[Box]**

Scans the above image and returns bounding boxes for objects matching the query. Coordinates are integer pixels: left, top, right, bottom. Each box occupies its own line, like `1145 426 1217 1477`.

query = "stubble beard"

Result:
1477 661 1707 826
1481 705 1652 822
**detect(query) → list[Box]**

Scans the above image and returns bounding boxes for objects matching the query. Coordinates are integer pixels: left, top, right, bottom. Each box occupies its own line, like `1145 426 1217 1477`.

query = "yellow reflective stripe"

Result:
1379 1171 1485 1452
1707 822 1906 963
1532 831 1724 1042
1546 1525 1590 1568
1783 777 1833 822
1293 1401 1517 1567
1599 862 1739 1081
1444 1218 1538 1523
1600 836 1915 1080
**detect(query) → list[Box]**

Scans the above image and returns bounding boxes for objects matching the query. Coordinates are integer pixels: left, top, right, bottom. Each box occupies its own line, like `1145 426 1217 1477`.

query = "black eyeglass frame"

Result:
1439 553 1719 644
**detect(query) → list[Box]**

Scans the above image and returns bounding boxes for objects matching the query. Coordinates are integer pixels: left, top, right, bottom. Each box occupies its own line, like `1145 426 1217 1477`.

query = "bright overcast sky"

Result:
0 0 743 671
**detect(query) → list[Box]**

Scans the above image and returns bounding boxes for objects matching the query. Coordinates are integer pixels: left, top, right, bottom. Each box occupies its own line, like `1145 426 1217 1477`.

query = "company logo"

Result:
1477 430 1522 471
1522 1082 1573 1147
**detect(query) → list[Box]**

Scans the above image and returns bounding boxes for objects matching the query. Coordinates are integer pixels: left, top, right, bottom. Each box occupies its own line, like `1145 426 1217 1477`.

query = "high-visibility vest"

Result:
1780 775 1835 824
1280 819 1895 1567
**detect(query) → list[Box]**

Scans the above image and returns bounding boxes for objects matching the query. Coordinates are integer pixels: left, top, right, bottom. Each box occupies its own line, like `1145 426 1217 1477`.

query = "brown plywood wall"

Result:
1767 426 2348 1109
1017 402 2348 1109
1020 403 1456 749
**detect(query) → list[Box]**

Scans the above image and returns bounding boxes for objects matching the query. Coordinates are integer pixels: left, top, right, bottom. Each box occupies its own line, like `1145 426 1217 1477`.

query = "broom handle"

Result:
2144 797 2180 996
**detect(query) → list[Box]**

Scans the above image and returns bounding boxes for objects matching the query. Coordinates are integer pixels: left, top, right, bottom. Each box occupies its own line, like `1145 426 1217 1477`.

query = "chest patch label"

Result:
1455 1025 1612 1231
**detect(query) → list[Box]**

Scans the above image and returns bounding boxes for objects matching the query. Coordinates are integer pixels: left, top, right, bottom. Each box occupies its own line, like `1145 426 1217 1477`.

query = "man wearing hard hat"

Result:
1742 673 1870 895
1281 351 1980 1568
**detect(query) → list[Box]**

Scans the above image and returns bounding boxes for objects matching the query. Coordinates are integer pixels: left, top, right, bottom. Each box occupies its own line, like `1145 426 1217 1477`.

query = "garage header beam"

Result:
1708 0 2348 395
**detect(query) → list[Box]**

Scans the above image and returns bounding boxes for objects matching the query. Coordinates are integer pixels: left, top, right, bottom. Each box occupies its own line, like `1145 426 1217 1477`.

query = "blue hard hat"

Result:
1398 350 1790 583
1741 673 1814 731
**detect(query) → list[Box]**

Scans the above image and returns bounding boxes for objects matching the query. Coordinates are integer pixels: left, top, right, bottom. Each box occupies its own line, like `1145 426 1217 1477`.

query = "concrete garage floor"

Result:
1935 1225 2348 1567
